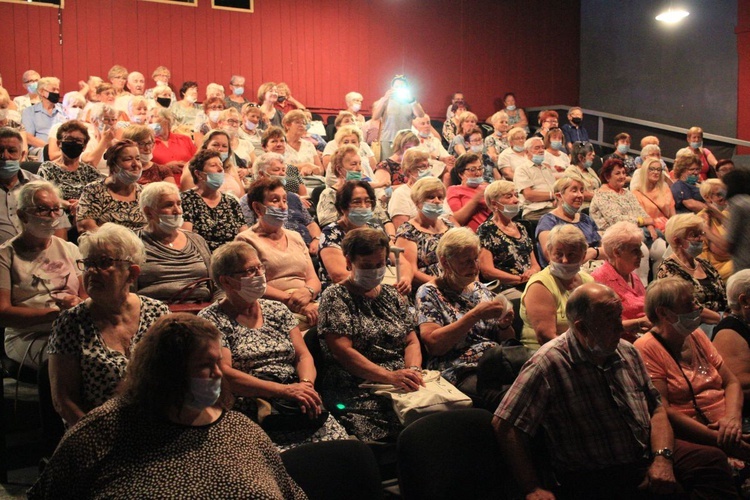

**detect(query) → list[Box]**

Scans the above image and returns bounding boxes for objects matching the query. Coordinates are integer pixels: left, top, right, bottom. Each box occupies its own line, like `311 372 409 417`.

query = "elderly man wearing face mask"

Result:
561 107 590 153
224 75 249 112
411 114 455 178
14 70 41 112
513 137 557 222
21 76 64 154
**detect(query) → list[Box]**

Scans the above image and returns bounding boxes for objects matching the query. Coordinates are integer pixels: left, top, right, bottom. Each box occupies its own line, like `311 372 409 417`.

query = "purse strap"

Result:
636 190 670 219
167 277 215 304
650 331 711 425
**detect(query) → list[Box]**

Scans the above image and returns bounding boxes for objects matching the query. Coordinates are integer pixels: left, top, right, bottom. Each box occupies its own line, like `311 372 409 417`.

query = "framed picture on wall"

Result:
139 0 197 6
212 0 253 13
0 0 63 7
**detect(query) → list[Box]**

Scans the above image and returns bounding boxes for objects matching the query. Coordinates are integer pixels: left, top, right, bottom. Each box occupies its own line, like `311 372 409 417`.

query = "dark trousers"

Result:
555 439 738 499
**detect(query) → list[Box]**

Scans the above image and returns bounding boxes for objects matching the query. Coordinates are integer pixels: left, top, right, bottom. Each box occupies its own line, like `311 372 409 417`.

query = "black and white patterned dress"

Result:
395 217 454 278
180 189 246 252
319 220 382 289
38 161 103 200
199 299 348 451
47 296 170 412
317 284 415 442
476 217 535 289
76 179 147 230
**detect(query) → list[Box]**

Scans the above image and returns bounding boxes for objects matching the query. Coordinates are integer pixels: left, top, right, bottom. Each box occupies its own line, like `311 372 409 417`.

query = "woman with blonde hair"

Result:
484 110 511 164
282 109 322 177
697 179 732 280
632 157 675 232
257 82 283 129
495 127 528 180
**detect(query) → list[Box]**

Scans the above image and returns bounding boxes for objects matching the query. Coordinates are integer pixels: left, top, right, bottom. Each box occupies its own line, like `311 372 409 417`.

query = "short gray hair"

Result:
334 125 363 144
644 277 693 324
411 177 445 206
436 227 479 263
664 213 703 247
90 102 116 121
547 224 587 254
253 152 285 176
484 180 516 205
18 180 61 214
139 181 180 215
210 241 259 288
601 221 643 257
640 144 661 159
524 137 543 150
79 223 145 266
37 76 60 92
345 91 363 105
727 269 750 311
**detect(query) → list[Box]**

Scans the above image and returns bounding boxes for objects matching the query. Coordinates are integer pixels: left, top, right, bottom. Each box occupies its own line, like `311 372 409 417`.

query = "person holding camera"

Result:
371 76 425 161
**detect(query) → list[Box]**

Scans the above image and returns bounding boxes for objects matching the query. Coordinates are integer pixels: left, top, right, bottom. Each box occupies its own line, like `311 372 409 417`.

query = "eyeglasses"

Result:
138 141 155 148
23 78 39 84
30 205 63 217
647 167 663 173
231 264 266 277
464 167 484 174
77 257 131 271
225 119 240 126
61 138 85 146
349 198 373 207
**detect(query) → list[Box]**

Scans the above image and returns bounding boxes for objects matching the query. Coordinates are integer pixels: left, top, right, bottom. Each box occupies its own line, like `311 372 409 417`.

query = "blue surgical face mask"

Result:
671 309 701 337
617 144 629 155
512 145 525 153
0 160 21 179
532 154 545 165
348 207 373 226
272 175 287 187
219 151 229 162
352 266 386 290
417 169 432 179
26 82 38 94
262 206 288 227
500 203 520 218
205 172 225 190
551 140 563 151
345 170 362 181
148 122 163 135
686 174 699 185
684 240 703 258
562 201 580 216
233 87 244 96
470 145 483 154
689 141 702 149
506 105 516 111
421 202 444 219
466 176 483 188
584 159 593 169
187 377 222 410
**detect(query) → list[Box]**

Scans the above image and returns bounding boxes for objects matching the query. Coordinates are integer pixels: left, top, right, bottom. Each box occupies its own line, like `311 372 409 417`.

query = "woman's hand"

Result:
302 302 319 326
55 294 83 311
288 288 313 311
394 276 412 296
300 197 312 209
709 415 743 449
388 369 424 392
308 238 319 256
471 300 510 322
283 382 323 418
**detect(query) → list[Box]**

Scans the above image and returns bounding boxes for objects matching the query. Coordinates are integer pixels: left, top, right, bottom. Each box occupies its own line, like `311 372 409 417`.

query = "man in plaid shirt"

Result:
493 283 737 499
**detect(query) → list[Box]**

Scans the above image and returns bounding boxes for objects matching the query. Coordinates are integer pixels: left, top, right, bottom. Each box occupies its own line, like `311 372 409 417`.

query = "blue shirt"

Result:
21 102 63 142
561 123 590 149
671 179 703 214
239 191 314 244
535 212 601 267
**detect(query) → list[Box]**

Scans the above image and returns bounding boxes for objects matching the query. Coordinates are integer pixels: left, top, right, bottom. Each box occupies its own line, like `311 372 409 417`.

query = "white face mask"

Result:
352 266 386 290
157 214 183 232
351 103 361 113
0 109 7 121
208 110 221 123
244 120 257 131
236 274 267 303
139 152 153 163
549 261 581 280
671 309 701 337
24 213 61 238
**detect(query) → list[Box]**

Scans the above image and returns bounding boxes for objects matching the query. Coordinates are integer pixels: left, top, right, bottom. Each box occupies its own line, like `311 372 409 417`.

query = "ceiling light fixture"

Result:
656 8 690 23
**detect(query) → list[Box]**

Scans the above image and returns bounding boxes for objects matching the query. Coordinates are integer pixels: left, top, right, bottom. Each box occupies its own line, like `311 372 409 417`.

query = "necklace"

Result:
672 254 696 272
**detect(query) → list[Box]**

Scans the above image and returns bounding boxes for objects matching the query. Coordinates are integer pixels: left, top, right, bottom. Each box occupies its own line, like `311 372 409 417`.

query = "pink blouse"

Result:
591 261 646 341
446 184 491 232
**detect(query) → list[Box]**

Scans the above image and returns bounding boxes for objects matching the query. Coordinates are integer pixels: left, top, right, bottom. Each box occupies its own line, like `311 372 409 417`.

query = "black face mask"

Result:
571 117 583 125
46 91 60 104
156 97 172 108
60 141 85 159
277 96 287 104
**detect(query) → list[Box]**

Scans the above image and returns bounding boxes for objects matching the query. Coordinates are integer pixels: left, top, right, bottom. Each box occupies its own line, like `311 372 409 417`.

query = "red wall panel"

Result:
737 0 750 153
0 0 580 120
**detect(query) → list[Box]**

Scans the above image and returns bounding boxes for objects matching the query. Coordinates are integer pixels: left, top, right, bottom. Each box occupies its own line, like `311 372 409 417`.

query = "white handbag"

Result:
360 370 473 426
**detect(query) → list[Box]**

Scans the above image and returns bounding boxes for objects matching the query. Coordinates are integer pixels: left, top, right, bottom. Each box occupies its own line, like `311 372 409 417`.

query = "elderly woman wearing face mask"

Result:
77 140 147 233
257 82 284 129
220 108 255 169
564 141 600 209
496 127 529 181
81 103 119 174
671 154 707 215
543 127 570 175
676 126 718 181
46 92 87 162
322 125 377 175
520 224 594 350
657 214 726 327
121 125 175 186
0 181 86 369
485 111 511 165
150 108 197 186
282 110 322 177
416 227 515 408
696 179 732 280
447 153 492 231
181 130 245 199
239 103 264 151
344 91 366 128
199 241 347 450
502 93 529 133
318 227 423 442
317 146 366 228
192 97 226 148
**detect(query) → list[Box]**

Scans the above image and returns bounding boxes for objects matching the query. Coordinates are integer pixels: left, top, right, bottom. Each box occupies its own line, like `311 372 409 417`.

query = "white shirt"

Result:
497 148 529 177
387 183 453 219
514 160 557 215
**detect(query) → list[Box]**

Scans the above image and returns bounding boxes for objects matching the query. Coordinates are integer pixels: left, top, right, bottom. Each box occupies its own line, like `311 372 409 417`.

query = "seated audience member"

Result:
412 114 455 174
81 103 119 174
137 182 212 303
514 137 556 221
199 241 347 450
224 75 249 112
416 227 515 406
241 153 321 254
536 176 602 268
631 143 671 187
77 141 147 233
49 223 168 427
725 169 750 273
344 91 366 128
446 152 491 231
591 158 666 284
332 110 357 136
180 150 247 251
478 180 540 298
0 88 23 131
635 278 750 463
30 314 305 499
716 158 735 180
318 227 423 442
239 102 264 151
447 113 480 157
169 81 200 130
502 92 529 132
150 84 174 111
561 106 589 152
465 127 496 183
533 110 558 140
496 126 528 181
322 125 377 180
205 83 225 101
223 108 255 168
495 282 737 500
78 75 103 103
442 106 465 144
122 95 148 126
631 157 676 233
445 92 465 121
38 121 103 221
396 177 455 288
122 125 175 186
603 132 637 179
371 75 426 161
13 70 41 112
0 128 46 244
713 270 750 411
676 126 718 181
658 214 726 325
257 82 284 129
591 221 650 341
181 130 245 199
192 96 226 147
299 109 326 154
0 181 85 370
374 128 419 192
45 92 89 162
21 76 63 153
388 148 453 229
520 225 594 350
275 82 304 115
261 126 306 196
543 127 570 175
236 178 320 327
698 178 732 280
319 182 409 293
671 153 707 214
484 111 511 165
107 65 128 97
150 107 197 184
564 141 600 209
318 145 366 228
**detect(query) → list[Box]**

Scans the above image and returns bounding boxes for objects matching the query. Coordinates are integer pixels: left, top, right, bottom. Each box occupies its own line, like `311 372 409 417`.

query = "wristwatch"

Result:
304 286 316 299
653 448 674 460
